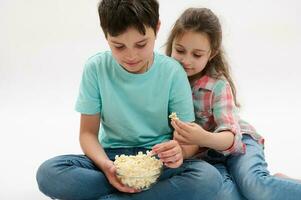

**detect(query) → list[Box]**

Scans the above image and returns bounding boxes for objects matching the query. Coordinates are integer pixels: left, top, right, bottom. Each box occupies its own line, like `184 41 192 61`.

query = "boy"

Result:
36 1 222 199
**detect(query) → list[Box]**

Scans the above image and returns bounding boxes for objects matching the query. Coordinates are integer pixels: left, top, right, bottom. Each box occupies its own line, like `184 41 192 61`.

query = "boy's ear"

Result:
155 20 161 36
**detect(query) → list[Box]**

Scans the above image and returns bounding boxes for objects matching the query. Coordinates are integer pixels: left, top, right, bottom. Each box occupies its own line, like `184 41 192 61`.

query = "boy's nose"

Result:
124 49 137 60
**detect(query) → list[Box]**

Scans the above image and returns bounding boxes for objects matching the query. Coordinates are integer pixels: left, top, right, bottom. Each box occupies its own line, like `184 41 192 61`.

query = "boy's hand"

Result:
152 140 183 168
101 159 139 193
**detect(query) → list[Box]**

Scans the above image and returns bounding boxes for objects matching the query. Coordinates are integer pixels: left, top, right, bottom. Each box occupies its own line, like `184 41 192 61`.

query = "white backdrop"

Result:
1 0 300 199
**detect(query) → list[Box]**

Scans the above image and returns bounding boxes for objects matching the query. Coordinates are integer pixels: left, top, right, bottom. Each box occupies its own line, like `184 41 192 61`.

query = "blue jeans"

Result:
213 135 301 200
214 163 246 200
36 147 222 200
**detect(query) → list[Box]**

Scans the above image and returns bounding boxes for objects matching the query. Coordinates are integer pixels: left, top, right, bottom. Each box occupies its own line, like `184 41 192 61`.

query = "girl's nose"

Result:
181 57 191 67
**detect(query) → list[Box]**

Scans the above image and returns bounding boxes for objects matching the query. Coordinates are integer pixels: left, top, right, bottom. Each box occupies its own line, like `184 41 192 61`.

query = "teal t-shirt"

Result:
75 51 194 149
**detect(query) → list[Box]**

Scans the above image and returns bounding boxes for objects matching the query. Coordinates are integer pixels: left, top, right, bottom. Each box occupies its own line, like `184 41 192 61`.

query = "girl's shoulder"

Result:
195 75 229 92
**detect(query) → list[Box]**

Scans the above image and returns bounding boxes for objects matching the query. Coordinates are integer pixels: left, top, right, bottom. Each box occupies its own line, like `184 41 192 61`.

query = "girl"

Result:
166 7 301 200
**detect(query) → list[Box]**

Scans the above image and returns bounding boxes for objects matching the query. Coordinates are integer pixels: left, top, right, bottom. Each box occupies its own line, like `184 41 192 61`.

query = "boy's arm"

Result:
79 114 109 168
79 114 137 193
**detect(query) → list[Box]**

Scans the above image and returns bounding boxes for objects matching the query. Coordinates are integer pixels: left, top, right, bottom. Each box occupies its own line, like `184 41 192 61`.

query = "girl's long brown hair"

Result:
166 8 239 107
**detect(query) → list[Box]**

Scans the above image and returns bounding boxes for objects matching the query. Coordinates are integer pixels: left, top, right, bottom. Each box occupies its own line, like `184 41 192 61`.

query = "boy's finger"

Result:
152 140 177 153
158 146 180 159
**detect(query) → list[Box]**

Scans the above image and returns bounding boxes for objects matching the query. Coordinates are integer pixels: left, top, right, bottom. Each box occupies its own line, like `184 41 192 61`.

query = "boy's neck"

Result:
145 54 154 72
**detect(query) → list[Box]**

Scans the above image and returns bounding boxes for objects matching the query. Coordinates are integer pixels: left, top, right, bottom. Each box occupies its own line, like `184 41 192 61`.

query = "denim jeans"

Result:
36 147 222 200
213 163 246 200
212 135 301 200
227 135 301 200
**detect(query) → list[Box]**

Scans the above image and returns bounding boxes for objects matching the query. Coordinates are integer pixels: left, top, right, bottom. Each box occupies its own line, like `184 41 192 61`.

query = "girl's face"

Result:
171 31 212 77
107 26 157 74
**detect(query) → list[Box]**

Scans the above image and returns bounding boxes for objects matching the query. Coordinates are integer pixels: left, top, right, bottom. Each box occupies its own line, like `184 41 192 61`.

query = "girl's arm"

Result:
172 120 234 151
202 130 234 151
79 114 137 193
172 81 244 154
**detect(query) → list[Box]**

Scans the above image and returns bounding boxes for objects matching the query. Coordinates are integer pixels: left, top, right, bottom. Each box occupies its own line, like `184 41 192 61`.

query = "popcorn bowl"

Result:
116 167 163 190
114 151 163 190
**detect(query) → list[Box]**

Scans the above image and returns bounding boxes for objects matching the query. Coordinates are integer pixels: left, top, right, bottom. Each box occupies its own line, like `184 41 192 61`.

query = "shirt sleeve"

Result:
212 80 245 155
75 60 102 115
169 65 195 123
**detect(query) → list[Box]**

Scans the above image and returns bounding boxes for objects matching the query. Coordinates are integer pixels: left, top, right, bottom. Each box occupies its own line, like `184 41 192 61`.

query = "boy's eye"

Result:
115 45 125 50
136 43 147 48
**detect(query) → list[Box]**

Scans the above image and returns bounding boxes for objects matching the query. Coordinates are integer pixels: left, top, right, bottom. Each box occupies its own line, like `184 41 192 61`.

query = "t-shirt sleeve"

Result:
169 64 195 122
75 60 102 114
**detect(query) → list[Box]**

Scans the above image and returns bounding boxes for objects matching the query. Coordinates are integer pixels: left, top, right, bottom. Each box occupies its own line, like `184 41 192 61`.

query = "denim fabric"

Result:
213 163 246 200
225 135 301 200
37 148 222 200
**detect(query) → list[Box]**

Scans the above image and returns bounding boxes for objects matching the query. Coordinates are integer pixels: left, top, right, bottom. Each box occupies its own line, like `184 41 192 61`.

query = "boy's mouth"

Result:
124 60 141 67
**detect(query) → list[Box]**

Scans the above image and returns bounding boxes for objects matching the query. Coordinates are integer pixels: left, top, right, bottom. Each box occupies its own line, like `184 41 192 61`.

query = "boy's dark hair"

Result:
98 0 159 37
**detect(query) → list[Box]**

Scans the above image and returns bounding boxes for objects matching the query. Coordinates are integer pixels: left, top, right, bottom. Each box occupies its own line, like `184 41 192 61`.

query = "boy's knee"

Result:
186 161 223 197
36 156 63 197
36 159 53 194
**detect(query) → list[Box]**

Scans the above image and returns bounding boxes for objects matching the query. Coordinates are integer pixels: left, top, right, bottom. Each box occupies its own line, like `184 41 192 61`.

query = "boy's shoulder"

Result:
155 52 180 64
154 51 183 71
85 51 112 63
83 51 116 72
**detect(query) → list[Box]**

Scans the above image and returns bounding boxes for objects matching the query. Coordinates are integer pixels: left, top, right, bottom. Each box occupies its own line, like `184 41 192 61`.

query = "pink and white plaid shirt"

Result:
192 75 264 157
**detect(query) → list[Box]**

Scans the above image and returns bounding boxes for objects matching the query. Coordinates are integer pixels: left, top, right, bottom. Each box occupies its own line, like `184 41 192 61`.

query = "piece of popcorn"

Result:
169 112 179 120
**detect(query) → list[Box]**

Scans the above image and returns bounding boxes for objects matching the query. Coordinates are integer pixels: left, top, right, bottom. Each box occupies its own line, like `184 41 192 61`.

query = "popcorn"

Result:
114 151 163 190
169 112 179 120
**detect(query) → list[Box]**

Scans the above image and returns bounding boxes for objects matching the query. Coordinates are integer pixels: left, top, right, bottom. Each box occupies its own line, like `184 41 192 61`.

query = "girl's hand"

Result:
101 159 139 193
152 140 183 168
171 119 210 146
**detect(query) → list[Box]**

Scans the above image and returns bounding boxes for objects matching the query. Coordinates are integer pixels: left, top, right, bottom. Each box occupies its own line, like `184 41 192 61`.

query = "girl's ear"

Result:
209 50 218 61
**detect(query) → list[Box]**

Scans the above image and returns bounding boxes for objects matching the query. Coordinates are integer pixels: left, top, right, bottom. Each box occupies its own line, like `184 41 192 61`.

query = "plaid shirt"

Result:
192 75 264 157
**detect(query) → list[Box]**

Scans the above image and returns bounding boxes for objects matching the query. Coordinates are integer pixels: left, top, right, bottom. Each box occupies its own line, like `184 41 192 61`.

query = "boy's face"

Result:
107 26 157 74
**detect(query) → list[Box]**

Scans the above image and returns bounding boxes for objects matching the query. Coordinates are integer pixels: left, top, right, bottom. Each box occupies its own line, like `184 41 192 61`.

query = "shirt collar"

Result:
193 75 217 91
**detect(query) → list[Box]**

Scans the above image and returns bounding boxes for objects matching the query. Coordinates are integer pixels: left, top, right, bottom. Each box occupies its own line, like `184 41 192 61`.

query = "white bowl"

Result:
116 167 163 190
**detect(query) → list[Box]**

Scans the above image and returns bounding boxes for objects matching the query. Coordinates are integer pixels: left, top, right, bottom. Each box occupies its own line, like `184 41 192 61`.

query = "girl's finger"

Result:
174 120 192 131
174 131 189 144
172 121 190 138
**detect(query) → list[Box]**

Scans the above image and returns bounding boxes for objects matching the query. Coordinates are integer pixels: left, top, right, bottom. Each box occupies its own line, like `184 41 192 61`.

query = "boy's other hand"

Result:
102 159 140 193
152 140 183 168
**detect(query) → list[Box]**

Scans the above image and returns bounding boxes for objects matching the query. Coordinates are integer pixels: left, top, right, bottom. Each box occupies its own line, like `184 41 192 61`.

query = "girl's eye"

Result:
175 49 185 54
193 54 202 58
136 43 147 48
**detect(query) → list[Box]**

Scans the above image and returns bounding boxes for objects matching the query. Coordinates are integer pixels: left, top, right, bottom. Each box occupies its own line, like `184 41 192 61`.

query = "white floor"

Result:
1 0 301 199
